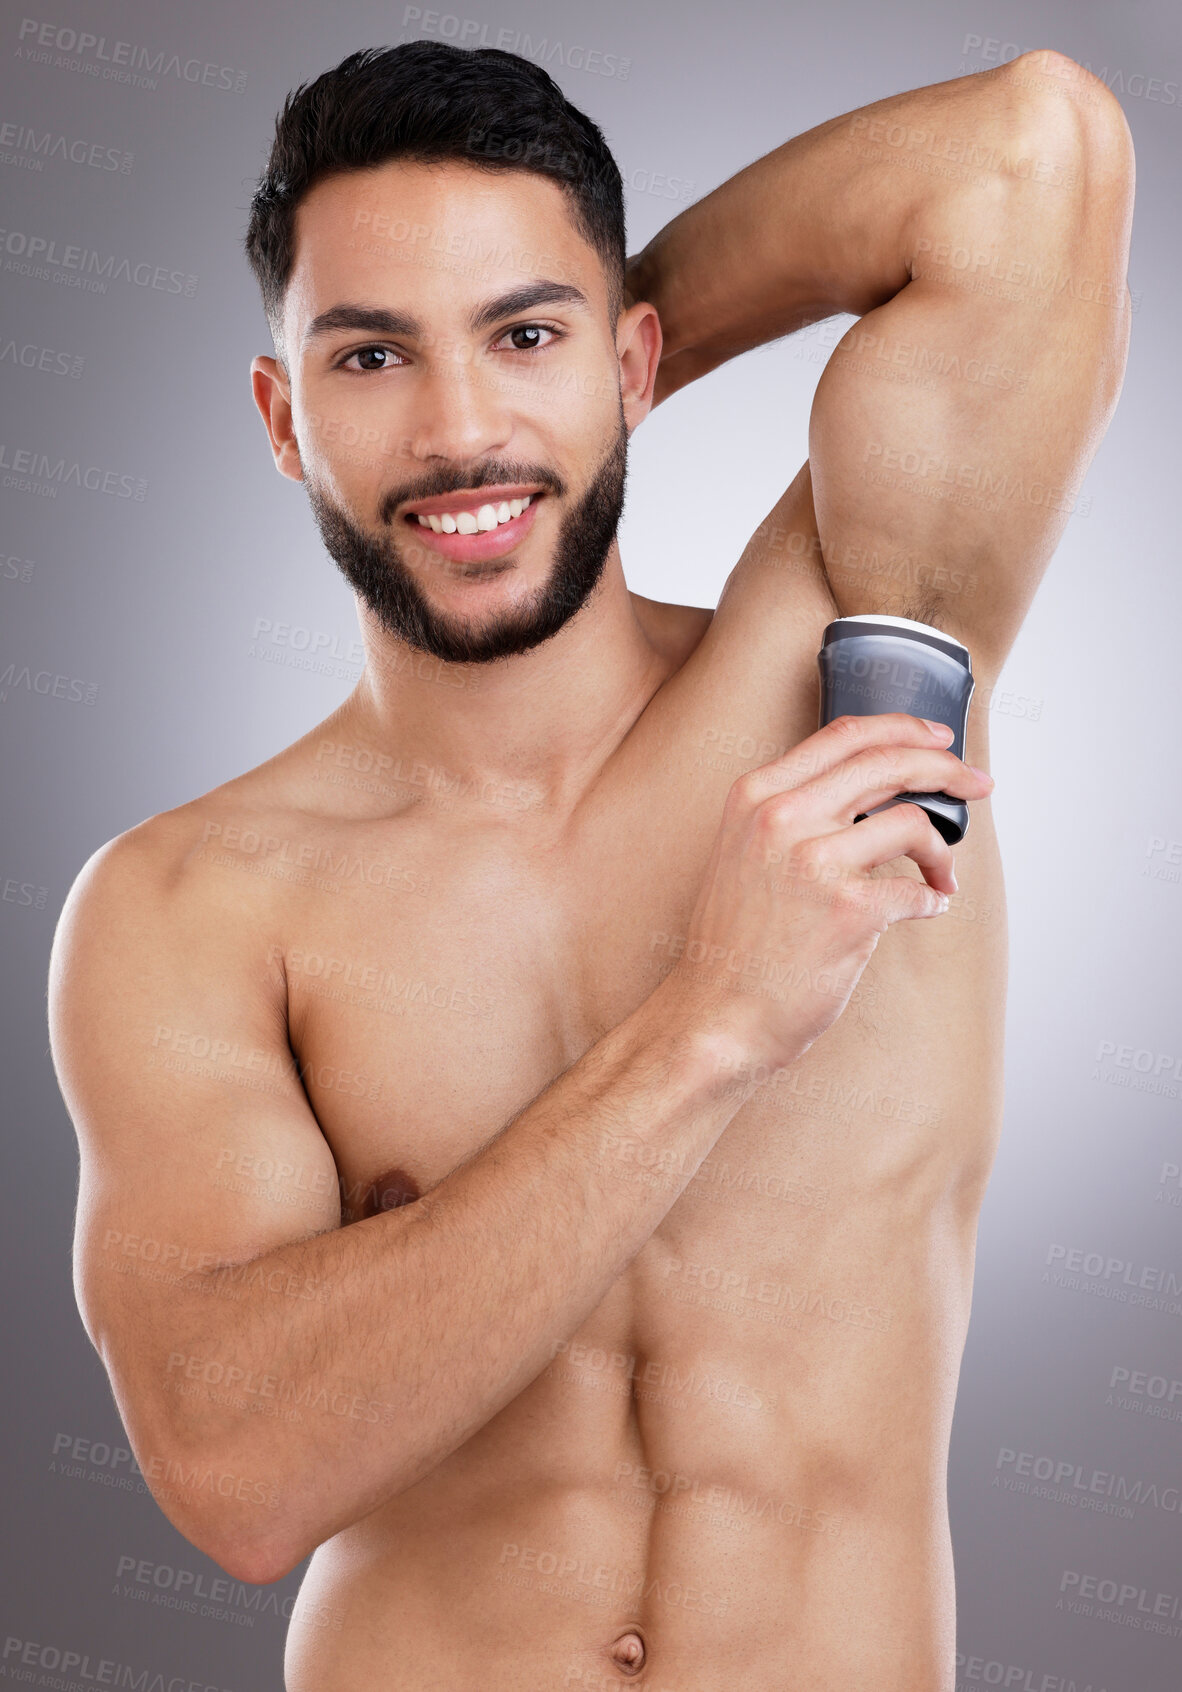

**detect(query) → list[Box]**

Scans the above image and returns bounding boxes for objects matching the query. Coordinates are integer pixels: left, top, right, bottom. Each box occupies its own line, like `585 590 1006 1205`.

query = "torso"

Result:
179 539 1006 1691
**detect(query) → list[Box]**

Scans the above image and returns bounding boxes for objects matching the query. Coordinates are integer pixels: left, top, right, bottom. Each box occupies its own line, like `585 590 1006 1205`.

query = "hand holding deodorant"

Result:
816 614 975 844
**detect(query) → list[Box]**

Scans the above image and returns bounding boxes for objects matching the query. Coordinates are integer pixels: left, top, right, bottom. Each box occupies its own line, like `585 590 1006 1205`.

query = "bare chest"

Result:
280 762 1002 1258
281 779 724 1223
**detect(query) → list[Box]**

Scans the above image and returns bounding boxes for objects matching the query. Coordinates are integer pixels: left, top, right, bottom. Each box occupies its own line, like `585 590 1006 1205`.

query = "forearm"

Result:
627 54 1092 401
160 980 753 1580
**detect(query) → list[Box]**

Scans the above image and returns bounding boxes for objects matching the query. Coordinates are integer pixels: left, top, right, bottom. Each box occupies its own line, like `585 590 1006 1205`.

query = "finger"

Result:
772 802 956 900
865 869 953 927
801 743 993 822
740 713 956 803
825 800 957 893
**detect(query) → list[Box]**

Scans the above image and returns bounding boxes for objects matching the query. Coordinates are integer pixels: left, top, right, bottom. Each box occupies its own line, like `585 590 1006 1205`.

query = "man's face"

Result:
253 159 653 664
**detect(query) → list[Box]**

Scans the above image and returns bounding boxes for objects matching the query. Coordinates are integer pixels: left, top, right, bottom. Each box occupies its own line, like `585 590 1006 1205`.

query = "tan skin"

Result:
49 51 1132 1692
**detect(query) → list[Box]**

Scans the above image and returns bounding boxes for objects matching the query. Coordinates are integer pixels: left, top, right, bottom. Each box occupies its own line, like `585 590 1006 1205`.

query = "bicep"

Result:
49 831 340 1417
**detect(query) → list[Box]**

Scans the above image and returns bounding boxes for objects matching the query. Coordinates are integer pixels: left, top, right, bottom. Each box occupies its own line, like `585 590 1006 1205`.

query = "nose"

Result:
406 343 514 467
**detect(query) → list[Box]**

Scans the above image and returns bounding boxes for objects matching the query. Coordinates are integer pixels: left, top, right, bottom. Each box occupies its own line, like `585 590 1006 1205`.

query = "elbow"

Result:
208 1533 305 1589
144 1407 423 1584
167 1457 417 1586
147 1443 309 1587
175 1502 308 1588
1002 50 1134 185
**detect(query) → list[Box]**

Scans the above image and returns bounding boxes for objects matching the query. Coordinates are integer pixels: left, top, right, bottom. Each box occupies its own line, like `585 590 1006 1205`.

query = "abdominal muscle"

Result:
284 1075 981 1692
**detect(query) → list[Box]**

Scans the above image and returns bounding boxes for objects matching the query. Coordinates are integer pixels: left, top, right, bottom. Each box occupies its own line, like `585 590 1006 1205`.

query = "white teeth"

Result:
414 493 535 534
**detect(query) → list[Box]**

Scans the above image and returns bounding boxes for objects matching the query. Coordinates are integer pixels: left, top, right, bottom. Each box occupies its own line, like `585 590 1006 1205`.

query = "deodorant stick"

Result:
816 613 976 844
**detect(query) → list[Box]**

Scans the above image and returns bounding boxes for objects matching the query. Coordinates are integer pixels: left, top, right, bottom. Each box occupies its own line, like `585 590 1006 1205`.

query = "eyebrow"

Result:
302 281 591 350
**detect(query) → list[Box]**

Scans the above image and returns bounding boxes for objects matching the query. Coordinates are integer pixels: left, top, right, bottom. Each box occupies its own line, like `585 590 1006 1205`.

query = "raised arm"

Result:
48 720 990 1585
626 50 1134 671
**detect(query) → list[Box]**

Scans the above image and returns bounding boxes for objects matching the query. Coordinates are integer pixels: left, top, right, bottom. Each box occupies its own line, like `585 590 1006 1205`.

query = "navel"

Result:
608 1629 646 1676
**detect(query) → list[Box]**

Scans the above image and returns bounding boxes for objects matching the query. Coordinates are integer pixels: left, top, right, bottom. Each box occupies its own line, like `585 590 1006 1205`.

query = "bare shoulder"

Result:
46 746 318 1077
54 765 282 942
48 685 433 1025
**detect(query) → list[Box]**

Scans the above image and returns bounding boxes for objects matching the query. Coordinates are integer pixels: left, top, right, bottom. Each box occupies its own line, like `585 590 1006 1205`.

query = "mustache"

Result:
378 464 565 526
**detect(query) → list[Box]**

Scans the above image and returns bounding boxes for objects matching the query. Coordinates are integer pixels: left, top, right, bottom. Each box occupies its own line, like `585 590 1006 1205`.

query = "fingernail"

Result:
922 719 953 738
969 764 994 783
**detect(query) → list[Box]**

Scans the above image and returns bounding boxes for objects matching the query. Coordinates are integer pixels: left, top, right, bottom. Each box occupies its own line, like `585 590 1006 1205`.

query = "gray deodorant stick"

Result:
816 613 975 845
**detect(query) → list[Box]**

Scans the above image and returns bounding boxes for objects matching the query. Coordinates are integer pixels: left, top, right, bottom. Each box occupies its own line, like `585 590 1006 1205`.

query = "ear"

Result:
616 300 663 432
250 355 304 483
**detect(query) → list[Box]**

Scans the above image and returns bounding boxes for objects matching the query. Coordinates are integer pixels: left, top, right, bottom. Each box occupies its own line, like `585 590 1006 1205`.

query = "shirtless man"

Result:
48 40 1133 1692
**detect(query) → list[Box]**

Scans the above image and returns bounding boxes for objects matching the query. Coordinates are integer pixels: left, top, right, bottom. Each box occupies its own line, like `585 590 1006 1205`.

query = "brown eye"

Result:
497 323 559 352
352 347 392 370
342 346 403 372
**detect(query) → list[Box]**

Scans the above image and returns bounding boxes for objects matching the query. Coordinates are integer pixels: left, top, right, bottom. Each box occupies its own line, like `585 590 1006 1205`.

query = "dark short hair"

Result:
244 41 626 356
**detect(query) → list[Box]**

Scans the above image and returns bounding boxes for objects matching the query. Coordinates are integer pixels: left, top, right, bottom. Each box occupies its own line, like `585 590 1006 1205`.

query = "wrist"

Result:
636 968 765 1106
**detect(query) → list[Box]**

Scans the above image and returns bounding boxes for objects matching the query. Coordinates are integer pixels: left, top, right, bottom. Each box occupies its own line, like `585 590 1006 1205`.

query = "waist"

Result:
287 1437 955 1691
285 1195 978 1686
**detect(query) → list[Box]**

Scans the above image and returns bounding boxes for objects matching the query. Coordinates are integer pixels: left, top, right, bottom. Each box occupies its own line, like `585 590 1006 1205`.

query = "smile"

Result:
402 492 543 564
414 493 535 534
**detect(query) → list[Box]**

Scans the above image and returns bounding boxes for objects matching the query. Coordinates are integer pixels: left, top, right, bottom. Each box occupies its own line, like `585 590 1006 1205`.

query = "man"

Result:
48 40 1132 1691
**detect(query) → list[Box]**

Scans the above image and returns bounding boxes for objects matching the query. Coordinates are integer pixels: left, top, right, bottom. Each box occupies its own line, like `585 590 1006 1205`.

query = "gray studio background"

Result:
2 0 1178 1685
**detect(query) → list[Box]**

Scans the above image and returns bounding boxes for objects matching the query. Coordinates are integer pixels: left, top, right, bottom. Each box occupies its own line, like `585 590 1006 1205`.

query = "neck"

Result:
340 543 667 812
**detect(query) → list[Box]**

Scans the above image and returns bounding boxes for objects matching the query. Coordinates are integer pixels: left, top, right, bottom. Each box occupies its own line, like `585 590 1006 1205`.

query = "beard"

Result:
304 409 629 665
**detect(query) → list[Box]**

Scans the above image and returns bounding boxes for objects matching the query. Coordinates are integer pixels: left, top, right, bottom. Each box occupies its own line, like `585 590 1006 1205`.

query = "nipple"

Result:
349 1166 421 1223
371 1167 420 1211
609 1630 646 1676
